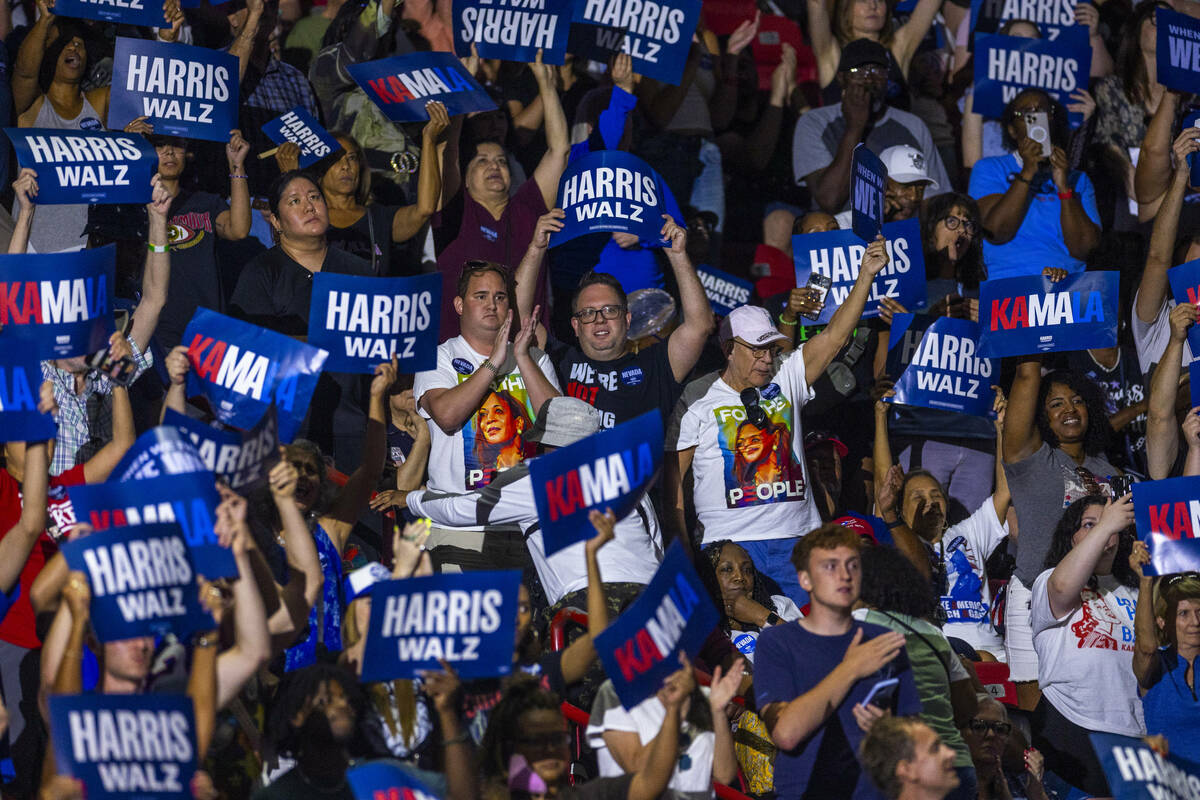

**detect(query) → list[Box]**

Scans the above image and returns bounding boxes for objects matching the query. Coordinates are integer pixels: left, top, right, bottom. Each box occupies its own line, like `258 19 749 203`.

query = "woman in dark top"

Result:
231 170 373 335
275 102 449 277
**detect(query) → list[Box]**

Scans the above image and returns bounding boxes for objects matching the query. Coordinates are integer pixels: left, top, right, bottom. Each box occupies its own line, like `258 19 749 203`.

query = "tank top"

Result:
22 94 104 253
284 523 345 671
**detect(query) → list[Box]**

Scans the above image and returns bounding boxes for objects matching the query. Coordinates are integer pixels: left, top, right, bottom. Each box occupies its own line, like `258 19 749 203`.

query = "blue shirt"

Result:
967 154 1100 281
754 620 922 799
1141 647 1200 765
284 523 344 671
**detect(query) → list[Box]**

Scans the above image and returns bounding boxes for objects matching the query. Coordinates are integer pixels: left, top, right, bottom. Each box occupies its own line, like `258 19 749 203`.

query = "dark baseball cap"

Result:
838 39 889 73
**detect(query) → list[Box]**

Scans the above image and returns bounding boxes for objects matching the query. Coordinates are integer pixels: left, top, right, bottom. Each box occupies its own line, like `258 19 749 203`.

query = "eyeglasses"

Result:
942 215 978 236
515 732 571 750
573 304 625 324
289 460 320 476
847 65 887 78
734 340 780 361
966 719 1012 736
739 387 769 428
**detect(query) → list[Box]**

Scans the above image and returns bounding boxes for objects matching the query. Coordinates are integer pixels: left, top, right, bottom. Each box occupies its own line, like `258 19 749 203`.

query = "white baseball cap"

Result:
719 305 789 347
879 145 939 190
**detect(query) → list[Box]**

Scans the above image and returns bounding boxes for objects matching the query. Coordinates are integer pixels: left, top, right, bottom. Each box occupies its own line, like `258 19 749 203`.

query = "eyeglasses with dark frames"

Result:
573 304 625 324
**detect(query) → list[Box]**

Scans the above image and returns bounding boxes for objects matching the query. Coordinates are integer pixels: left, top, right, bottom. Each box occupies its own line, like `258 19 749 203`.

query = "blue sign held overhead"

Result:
595 540 719 709
68 472 236 580
113 426 208 483
977 270 1117 357
453 0 572 64
1166 258 1200 359
792 217 927 326
6 129 156 205
969 0 1080 44
348 762 442 800
61 523 215 641
851 145 886 243
108 38 238 142
261 107 340 169
0 353 54 443
571 0 701 84
1090 732 1200 800
1132 476 1200 575
348 52 497 123
49 693 197 800
529 411 663 557
696 266 753 317
182 308 328 443
887 315 998 418
54 0 169 28
551 150 675 246
360 571 522 682
163 408 280 495
308 273 440 374
567 22 628 62
1157 7 1200 94
972 30 1090 126
0 245 115 359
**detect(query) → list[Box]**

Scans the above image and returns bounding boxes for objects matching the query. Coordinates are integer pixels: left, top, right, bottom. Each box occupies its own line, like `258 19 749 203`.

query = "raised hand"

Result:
123 116 154 135
1183 406 1200 449
611 52 636 93
877 296 908 326
657 652 696 709
12 168 38 208
786 287 824 321
586 507 617 556
392 518 433 578
160 0 184 42
268 457 298 501
490 310 514 367
1172 128 1200 172
530 209 565 250
371 354 399 398
421 659 462 715
226 129 250 171
660 214 686 253
1041 266 1069 283
423 101 450 141
166 345 190 386
1095 492 1135 536
63 571 91 620
726 11 760 55
1169 302 1197 342
38 380 58 417
273 142 301 173
147 173 171 218
513 306 539 360
770 44 796 105
708 659 746 711
1128 539 1151 579
859 235 890 278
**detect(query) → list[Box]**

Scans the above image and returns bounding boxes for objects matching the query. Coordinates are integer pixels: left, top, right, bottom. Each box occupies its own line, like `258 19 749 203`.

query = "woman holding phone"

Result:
967 89 1101 280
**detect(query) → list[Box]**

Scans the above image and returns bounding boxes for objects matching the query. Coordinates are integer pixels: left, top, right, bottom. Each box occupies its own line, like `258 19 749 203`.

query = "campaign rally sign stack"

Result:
6 129 157 204
164 408 281 495
792 218 927 326
977 271 1118 357
452 0 572 63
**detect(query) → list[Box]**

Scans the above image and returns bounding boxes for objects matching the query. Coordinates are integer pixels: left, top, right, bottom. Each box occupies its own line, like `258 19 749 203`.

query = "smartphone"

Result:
1109 474 1133 498
862 677 900 709
1027 111 1052 159
802 273 832 321
86 309 137 388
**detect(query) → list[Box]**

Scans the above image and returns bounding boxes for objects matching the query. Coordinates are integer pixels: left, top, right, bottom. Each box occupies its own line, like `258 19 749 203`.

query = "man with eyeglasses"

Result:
666 236 889 605
413 261 561 572
514 210 712 429
793 39 949 215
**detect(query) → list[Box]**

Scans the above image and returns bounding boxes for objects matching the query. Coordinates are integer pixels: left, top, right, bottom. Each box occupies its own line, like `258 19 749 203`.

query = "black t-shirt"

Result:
251 767 354 800
551 341 682 429
326 204 401 277
230 245 373 335
159 191 229 350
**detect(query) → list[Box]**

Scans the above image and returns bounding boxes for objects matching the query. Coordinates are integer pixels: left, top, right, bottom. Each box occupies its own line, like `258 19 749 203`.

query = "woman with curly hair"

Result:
1002 333 1122 702
1030 494 1142 796
700 540 802 662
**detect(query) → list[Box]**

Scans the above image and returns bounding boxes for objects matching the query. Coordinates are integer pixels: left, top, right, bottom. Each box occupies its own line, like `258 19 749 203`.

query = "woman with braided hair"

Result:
700 540 802 664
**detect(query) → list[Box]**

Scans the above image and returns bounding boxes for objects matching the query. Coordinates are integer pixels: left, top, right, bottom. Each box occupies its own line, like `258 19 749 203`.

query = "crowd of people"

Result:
1 0 1200 797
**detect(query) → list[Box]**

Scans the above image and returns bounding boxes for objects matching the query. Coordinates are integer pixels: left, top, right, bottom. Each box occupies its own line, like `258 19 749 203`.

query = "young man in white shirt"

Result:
413 261 560 571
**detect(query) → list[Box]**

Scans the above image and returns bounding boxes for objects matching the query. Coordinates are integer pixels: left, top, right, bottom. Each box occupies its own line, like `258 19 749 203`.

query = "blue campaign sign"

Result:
567 22 627 62
1090 732 1200 800
595 540 719 709
108 38 238 143
978 271 1117 357
1185 111 1200 186
792 217 927 326
1166 258 1200 358
1192 362 1200 410
972 30 1091 124
61 523 214 641
347 762 441 800
886 315 997 418
0 245 115 359
529 411 663 556
348 52 497 123
453 0 572 64
49 693 197 800
5 129 156 205
68 473 236 580
550 150 675 246
1132 476 1200 575
0 353 55 443
308 273 440 374
1158 7 1200 94
851 145 886 242
182 308 328 443
360 570 522 682
261 107 339 169
969 0 1080 44
54 0 168 29
163 408 280 495
571 0 701 84
113 426 208 482
696 266 752 317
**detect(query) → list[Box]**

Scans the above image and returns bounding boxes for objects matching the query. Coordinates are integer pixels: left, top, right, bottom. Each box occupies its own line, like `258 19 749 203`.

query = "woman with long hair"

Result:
470 390 534 484
700 540 802 660
1030 494 1142 796
731 417 792 492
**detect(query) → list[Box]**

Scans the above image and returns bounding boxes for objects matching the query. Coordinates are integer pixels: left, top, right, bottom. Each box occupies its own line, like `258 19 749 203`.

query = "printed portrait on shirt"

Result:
713 392 807 508
941 535 987 624
1071 587 1136 652
461 371 536 489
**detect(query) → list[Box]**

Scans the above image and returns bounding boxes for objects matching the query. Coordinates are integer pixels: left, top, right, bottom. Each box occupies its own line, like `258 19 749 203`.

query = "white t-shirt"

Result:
587 680 715 798
413 336 560 513
940 497 1007 656
1131 290 1192 375
1030 570 1145 736
729 595 803 663
668 350 821 545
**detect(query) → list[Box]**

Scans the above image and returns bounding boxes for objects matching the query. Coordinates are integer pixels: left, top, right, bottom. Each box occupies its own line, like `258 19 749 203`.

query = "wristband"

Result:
194 632 218 648
778 314 797 327
1057 190 1074 200
147 242 169 253
1013 174 1032 186
480 358 500 374
229 173 248 180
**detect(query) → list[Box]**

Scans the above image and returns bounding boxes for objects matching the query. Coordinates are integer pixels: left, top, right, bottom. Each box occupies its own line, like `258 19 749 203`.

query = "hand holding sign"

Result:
12 168 37 208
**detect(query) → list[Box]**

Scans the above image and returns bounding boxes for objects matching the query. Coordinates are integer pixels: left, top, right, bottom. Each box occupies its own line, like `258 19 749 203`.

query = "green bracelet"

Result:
778 313 798 327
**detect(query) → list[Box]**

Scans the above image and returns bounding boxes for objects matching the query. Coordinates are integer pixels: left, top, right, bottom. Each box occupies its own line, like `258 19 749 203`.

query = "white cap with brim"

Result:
526 396 603 449
719 305 790 347
879 144 939 191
